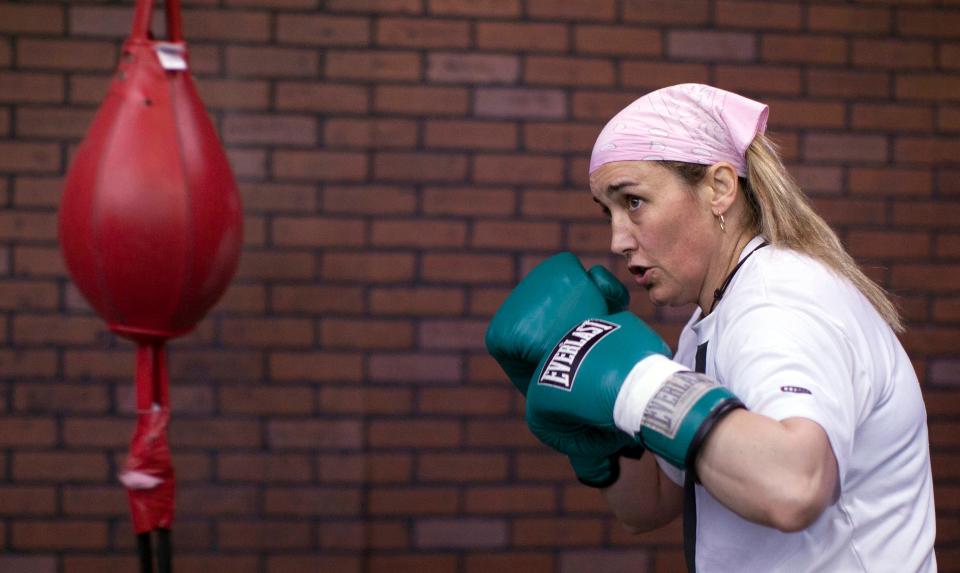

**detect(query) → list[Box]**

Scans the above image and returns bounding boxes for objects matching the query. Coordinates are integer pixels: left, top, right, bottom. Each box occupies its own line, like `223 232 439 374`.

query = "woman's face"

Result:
589 160 720 308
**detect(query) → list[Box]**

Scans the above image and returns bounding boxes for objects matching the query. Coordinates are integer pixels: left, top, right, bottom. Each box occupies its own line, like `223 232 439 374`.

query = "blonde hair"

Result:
663 133 904 332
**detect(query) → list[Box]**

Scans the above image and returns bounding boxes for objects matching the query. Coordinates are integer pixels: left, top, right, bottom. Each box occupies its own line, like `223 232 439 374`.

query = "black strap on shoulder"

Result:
709 241 768 314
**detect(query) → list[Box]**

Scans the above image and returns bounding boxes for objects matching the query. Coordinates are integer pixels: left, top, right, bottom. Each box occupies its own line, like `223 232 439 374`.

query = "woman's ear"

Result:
704 162 740 215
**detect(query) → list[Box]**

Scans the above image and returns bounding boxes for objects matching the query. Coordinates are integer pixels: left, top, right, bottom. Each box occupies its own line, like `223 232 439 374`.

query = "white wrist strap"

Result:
613 354 690 435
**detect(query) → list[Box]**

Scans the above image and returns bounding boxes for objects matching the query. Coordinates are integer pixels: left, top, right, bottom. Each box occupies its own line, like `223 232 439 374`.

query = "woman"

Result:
486 84 936 572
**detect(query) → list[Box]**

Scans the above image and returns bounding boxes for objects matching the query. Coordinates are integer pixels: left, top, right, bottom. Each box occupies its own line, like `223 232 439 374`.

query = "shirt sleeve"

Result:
714 302 857 483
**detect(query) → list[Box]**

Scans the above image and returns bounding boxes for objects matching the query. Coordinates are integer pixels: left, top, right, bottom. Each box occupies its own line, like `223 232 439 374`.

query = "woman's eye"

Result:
626 196 644 211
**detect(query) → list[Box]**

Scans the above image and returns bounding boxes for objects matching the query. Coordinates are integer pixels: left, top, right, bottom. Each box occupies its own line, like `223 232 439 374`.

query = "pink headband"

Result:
589 83 769 177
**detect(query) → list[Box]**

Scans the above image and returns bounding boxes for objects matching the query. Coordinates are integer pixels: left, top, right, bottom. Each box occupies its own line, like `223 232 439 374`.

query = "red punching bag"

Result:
58 0 242 569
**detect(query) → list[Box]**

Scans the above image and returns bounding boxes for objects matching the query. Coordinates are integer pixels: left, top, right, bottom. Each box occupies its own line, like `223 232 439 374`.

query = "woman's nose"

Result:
608 214 637 257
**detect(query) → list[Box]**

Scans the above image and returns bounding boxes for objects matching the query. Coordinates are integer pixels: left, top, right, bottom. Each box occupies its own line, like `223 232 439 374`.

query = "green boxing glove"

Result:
485 252 629 395
526 311 744 473
485 252 640 487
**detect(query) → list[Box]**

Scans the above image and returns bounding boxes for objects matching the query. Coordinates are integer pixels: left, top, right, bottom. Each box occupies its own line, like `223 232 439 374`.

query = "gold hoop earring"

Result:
718 214 726 232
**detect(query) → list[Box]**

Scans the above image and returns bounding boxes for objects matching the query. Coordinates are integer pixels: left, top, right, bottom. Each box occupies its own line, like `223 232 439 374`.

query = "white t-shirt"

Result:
658 237 937 572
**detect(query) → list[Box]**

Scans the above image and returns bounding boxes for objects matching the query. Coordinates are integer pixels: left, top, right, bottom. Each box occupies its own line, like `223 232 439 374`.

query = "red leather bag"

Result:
58 0 242 568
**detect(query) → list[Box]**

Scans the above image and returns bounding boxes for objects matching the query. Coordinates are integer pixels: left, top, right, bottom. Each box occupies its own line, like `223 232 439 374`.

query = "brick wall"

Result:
1 0 959 571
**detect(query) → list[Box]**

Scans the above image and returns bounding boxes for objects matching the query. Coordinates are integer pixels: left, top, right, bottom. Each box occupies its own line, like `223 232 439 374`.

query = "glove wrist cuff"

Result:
613 354 689 436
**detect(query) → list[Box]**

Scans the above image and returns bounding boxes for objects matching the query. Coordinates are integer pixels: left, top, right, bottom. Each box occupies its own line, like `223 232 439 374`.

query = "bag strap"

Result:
130 0 182 42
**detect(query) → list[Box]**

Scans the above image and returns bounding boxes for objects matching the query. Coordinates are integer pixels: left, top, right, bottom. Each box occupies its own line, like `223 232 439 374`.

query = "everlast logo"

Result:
537 319 619 391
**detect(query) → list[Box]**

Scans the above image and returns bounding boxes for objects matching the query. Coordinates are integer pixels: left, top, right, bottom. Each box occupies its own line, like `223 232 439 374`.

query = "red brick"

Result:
269 351 363 382
763 34 847 64
562 484 608 513
623 0 709 25
853 39 934 69
423 187 515 216
936 234 960 258
326 0 422 13
466 420 541 447
16 107 93 138
371 287 465 316
272 285 365 314
273 150 367 181
369 555 458 573
227 148 267 179
324 185 417 214
0 3 63 33
899 9 960 39
62 556 147 573
894 201 960 228
17 39 114 71
715 65 801 95
218 453 312 482
619 63 707 94
223 114 315 145
464 485 555 513
849 167 933 196
61 486 127 517
803 134 887 163
14 315 104 344
377 17 470 48
0 280 57 310
716 0 801 30
807 70 890 98
13 383 107 413
416 518 507 548
512 517 604 546
268 419 363 449
789 165 843 195
268 556 361 573
319 387 413 415
476 22 568 52
196 78 269 110
372 220 467 247
277 13 369 46
273 216 366 247
891 265 960 291
943 43 960 69
323 251 416 282
276 82 369 113
847 230 931 259
181 9 270 41
422 253 513 283
527 0 615 21
523 123 597 153
375 152 467 182
0 142 59 173
466 552 554 573
226 46 318 77
0 486 56 514
430 0 519 17
220 386 315 415
472 220 562 250
265 487 361 516
368 486 460 514
572 90 637 121
896 136 960 164
326 50 421 81
474 154 565 185
525 55 615 87
326 118 417 149
0 349 57 377
168 351 264 382
218 521 311 550
321 318 414 349
222 318 312 347
897 75 960 102
168 419 262 448
13 521 107 550
12 452 108 483
368 353 462 383
574 25 660 56
426 120 517 150
668 30 755 62
14 246 65 277
468 288 513 318
852 104 933 132
419 386 511 414
418 453 509 481
475 88 566 119
569 221 616 253
562 550 651 571
427 53 520 84
766 100 845 129
375 85 469 115
809 5 891 34
940 107 960 132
